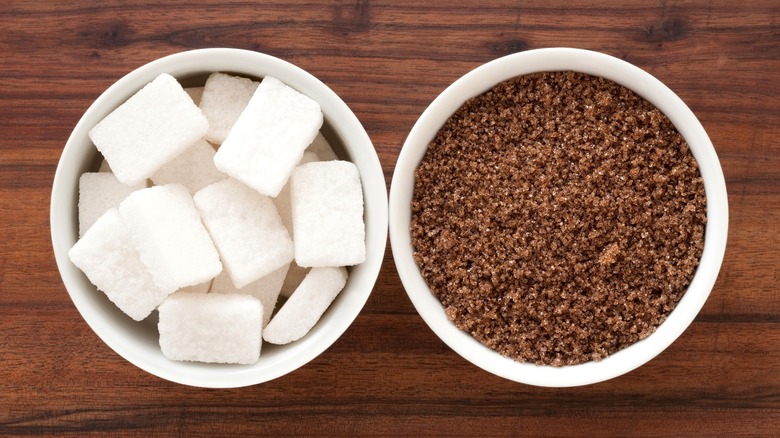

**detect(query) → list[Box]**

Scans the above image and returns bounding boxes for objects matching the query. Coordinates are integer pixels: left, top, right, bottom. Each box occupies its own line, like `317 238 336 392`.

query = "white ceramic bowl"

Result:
51 48 388 388
389 48 728 387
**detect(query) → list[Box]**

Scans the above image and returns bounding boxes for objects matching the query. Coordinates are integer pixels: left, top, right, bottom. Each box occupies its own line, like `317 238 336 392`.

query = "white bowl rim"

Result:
51 48 388 388
389 47 728 387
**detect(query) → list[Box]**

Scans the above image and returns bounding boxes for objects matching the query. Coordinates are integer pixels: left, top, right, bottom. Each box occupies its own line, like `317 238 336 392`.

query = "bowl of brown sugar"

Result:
389 48 728 387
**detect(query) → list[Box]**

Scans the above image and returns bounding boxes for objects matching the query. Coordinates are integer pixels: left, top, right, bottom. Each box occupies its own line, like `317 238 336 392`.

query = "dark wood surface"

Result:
1 1 778 436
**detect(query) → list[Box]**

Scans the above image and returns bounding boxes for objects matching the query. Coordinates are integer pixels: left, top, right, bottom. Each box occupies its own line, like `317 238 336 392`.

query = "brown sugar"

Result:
410 71 706 366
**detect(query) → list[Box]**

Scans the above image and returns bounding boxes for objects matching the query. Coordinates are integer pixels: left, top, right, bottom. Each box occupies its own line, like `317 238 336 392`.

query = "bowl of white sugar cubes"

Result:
50 48 388 387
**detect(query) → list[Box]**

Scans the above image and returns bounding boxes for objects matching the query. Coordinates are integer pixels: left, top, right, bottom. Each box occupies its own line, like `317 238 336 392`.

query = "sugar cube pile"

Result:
70 72 365 366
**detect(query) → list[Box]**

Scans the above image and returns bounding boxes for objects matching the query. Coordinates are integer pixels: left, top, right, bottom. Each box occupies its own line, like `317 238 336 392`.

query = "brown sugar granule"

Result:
410 71 706 366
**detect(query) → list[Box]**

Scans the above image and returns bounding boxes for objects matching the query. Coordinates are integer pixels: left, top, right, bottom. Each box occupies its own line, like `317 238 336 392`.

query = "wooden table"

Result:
1 1 777 435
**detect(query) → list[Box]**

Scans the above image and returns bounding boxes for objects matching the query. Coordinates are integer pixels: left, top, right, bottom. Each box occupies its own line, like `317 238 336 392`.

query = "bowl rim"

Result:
50 48 388 388
389 47 728 387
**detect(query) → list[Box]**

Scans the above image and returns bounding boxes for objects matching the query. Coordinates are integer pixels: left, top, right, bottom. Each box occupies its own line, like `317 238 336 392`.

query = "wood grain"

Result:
1 0 778 436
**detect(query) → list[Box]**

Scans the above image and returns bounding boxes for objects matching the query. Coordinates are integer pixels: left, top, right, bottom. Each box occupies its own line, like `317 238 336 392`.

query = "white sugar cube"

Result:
263 267 348 345
210 263 289 327
184 86 204 106
306 132 339 161
158 292 262 364
199 72 259 145
193 178 293 288
119 184 222 294
279 262 310 298
273 151 320 239
291 161 366 267
213 76 323 197
150 138 225 194
69 208 169 321
89 73 209 186
78 172 144 237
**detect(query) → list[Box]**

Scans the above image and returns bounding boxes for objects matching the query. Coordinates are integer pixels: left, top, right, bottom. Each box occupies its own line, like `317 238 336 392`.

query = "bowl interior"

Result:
51 48 388 388
389 48 728 387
